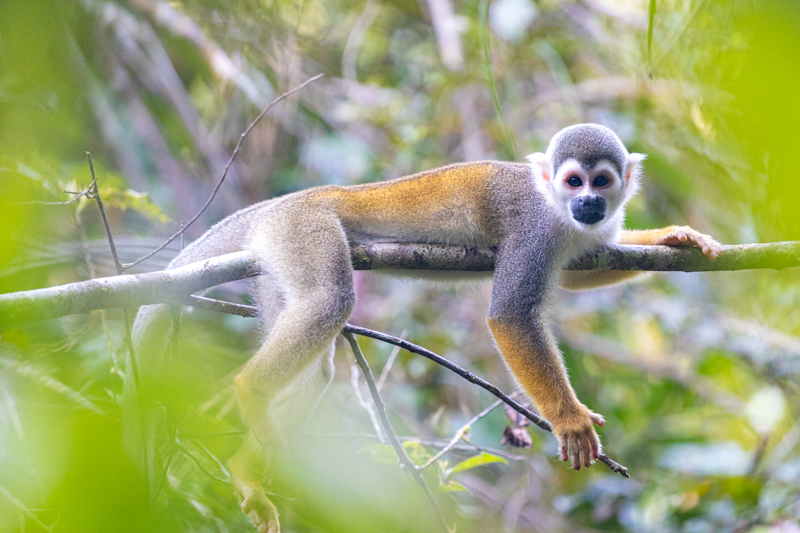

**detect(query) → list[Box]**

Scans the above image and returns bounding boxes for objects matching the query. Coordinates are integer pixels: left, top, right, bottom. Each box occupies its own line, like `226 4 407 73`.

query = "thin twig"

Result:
343 332 452 532
345 325 553 432
74 203 120 372
86 152 148 487
478 0 517 158
175 440 232 485
376 330 407 392
419 399 504 470
350 363 386 443
15 188 92 206
87 153 124 275
123 73 324 270
344 324 629 478
183 295 630 477
305 432 528 461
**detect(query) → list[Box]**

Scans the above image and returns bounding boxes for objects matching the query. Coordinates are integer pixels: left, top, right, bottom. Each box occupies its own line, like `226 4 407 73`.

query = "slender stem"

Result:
647 0 656 78
478 0 517 158
184 295 631 477
419 399 504 470
350 363 386 443
123 73 324 270
376 330 406 392
87 153 123 275
87 152 149 487
306 432 528 461
343 332 451 532
344 324 629 478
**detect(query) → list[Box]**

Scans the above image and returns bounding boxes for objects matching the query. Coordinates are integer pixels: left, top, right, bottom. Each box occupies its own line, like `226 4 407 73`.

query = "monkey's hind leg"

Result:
230 351 337 533
229 211 355 533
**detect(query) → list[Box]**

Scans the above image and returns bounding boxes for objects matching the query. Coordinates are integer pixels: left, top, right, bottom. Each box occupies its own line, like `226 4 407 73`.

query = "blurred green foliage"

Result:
1 0 799 532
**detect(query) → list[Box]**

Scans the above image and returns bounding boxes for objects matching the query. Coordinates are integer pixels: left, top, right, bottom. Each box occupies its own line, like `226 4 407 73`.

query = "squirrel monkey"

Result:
132 123 721 532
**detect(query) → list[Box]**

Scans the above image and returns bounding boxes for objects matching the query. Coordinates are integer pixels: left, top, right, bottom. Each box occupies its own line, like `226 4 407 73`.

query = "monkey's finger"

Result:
589 412 605 427
697 242 722 261
580 434 592 468
560 439 570 462
589 432 600 460
570 440 582 470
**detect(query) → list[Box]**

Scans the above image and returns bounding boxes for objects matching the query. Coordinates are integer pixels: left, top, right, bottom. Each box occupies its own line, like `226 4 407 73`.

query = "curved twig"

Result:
187 296 630 477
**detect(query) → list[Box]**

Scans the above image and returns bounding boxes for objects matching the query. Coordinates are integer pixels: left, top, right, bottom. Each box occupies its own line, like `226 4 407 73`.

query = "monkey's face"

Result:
551 158 628 229
527 124 645 232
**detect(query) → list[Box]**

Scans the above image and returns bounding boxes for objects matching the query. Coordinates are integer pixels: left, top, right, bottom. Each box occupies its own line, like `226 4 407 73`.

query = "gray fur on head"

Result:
547 124 629 177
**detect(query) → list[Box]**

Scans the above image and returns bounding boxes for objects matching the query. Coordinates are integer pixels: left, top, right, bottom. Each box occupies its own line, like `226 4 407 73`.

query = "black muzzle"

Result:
570 195 606 225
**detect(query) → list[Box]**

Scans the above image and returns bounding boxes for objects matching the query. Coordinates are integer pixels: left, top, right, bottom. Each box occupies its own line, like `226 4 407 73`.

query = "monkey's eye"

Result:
593 175 609 187
566 176 582 188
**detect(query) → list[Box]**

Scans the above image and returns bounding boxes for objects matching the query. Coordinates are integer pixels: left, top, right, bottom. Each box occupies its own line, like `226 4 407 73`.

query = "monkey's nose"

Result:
570 196 606 225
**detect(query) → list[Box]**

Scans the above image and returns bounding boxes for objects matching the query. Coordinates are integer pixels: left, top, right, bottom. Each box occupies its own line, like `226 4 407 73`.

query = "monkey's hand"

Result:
239 482 280 533
655 225 723 262
550 404 605 470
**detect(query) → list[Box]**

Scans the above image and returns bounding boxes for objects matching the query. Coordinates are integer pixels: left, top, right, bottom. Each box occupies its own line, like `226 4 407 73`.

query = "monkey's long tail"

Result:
131 208 255 372
125 207 263 491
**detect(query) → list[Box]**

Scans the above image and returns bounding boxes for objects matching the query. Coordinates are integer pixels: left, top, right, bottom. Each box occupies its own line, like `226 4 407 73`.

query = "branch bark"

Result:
1 241 798 324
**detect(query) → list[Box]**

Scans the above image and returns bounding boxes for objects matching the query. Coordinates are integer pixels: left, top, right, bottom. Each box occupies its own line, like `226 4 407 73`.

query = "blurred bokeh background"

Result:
1 0 799 531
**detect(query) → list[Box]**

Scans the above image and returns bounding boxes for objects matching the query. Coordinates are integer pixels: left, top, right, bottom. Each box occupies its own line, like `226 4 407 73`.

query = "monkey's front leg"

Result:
489 231 606 468
621 226 723 261
487 314 605 469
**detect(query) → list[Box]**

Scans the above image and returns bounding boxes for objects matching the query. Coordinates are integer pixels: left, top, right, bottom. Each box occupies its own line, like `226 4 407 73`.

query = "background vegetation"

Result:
1 0 799 531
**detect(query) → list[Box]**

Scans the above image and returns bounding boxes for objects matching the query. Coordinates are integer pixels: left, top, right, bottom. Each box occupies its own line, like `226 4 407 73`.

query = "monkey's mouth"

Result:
570 196 606 225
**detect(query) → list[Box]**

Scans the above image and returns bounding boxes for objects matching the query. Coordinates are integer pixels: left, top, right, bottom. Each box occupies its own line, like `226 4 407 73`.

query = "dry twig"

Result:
419 399 505 470
123 73 324 270
344 332 452 532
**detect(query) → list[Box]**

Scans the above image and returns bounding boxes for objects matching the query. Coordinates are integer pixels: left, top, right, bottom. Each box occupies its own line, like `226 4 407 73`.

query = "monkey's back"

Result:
317 161 534 247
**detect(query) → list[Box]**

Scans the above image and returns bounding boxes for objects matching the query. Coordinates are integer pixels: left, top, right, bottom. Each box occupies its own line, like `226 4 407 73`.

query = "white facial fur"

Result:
527 133 644 234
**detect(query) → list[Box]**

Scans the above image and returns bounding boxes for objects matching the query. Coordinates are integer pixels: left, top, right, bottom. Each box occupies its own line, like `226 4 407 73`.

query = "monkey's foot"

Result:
240 483 280 533
656 226 723 262
551 406 605 470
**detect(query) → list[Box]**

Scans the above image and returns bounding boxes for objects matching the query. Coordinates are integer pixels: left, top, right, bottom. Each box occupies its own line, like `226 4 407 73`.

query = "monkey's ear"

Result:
625 153 646 184
526 153 552 182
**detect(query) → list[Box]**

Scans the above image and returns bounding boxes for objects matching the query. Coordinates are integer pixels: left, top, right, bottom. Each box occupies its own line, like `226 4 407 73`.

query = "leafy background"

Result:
1 0 799 531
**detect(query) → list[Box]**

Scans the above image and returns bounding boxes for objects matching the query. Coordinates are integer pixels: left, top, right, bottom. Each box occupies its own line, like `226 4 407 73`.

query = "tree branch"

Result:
187 296 630 477
1 241 797 324
0 251 259 323
344 332 452 531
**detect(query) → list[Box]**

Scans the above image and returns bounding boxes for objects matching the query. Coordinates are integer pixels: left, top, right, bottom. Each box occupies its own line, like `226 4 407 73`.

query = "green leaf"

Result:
403 440 432 466
647 0 657 77
0 356 104 415
447 452 507 477
97 188 171 223
355 443 398 465
440 480 470 493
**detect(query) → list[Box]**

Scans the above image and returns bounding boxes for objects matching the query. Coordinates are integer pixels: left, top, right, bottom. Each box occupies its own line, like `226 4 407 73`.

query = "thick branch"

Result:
0 252 259 323
1 241 798 324
351 241 800 272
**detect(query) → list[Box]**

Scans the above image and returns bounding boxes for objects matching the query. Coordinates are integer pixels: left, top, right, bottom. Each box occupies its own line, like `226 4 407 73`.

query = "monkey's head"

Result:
527 124 644 231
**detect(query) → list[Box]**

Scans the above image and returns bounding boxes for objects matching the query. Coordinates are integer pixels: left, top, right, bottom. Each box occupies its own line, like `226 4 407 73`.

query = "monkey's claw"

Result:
656 226 723 262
